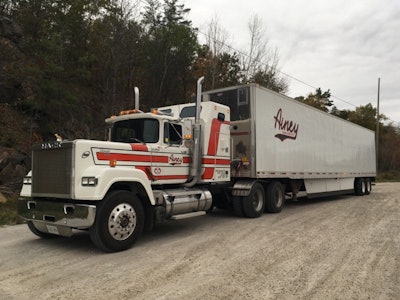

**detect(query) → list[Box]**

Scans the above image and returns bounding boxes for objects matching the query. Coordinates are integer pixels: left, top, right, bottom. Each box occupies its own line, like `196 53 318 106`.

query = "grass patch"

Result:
377 171 400 182
0 194 23 226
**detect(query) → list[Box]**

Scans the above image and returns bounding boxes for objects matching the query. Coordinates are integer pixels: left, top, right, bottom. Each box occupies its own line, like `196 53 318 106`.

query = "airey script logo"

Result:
273 108 299 141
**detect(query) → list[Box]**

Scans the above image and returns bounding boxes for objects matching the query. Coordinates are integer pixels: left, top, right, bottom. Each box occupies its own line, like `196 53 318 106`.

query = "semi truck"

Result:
18 77 376 252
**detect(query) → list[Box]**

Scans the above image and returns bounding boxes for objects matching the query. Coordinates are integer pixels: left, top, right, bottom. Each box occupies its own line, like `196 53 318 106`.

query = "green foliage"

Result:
140 0 198 108
192 45 242 90
348 103 379 131
252 67 288 93
1 0 291 141
379 124 400 172
331 103 387 131
2 0 399 182
377 171 400 182
295 88 332 112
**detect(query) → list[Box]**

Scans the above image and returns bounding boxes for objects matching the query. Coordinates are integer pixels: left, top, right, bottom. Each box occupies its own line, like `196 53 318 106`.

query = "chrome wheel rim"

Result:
252 190 264 212
275 189 283 207
108 203 136 241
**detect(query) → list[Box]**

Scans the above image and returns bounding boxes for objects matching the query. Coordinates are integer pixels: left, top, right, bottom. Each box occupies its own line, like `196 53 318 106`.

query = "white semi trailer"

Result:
18 78 376 252
201 84 376 214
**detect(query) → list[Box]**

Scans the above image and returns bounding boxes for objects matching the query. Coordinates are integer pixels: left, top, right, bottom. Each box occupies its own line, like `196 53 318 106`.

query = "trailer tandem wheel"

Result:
265 181 285 213
90 190 144 252
242 182 265 218
364 178 371 195
354 178 365 196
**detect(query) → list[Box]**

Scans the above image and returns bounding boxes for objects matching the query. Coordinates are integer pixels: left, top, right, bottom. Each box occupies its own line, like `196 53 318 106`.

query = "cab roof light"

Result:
119 109 140 116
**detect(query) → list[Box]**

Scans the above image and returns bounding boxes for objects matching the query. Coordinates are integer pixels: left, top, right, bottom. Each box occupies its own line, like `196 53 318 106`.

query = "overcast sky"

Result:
183 0 400 124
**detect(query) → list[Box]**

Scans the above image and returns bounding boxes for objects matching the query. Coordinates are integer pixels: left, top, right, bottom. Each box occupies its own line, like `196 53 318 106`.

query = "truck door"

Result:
149 121 190 184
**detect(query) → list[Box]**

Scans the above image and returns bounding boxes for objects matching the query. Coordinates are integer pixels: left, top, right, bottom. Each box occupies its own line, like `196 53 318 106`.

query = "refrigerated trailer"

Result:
18 79 376 252
202 84 376 205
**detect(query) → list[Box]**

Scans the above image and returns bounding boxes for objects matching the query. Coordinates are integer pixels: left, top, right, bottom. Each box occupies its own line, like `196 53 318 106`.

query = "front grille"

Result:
32 142 73 198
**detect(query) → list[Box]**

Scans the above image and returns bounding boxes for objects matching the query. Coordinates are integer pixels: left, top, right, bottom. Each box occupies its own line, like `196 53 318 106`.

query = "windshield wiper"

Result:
129 137 145 144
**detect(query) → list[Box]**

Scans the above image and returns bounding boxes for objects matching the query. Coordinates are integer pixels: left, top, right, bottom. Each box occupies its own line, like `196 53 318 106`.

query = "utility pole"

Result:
376 78 380 172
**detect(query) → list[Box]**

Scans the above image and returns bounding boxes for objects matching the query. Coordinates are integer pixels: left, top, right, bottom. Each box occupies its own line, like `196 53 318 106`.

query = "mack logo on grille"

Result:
41 141 62 150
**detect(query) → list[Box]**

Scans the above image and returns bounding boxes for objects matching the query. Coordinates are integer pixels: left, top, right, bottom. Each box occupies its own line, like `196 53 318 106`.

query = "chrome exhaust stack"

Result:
185 76 204 187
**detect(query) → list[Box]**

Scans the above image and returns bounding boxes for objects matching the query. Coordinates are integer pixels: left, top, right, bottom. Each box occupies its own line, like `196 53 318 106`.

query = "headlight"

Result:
23 176 32 185
81 177 98 186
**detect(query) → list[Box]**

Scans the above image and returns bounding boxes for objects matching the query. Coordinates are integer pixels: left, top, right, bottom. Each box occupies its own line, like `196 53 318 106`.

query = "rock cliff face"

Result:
0 16 31 195
0 146 29 194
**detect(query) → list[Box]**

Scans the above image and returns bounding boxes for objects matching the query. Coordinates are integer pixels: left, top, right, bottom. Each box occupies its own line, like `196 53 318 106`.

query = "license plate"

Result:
46 225 60 235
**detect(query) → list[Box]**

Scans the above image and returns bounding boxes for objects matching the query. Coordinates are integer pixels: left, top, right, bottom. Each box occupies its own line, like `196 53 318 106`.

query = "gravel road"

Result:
0 182 399 300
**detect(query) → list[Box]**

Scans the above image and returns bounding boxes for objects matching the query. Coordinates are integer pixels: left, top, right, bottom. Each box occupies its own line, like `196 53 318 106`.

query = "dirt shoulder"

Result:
0 182 399 299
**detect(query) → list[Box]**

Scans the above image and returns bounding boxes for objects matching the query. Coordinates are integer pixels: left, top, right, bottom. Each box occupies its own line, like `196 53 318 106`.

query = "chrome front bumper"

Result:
18 197 96 236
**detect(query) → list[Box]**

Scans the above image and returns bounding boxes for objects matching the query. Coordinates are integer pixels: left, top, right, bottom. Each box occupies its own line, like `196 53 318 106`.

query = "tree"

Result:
88 1 142 119
141 0 198 108
205 14 231 89
242 14 265 80
330 106 351 120
5 0 123 140
251 52 288 93
241 14 288 93
295 88 333 112
192 44 241 91
331 103 387 131
379 124 400 172
347 103 379 131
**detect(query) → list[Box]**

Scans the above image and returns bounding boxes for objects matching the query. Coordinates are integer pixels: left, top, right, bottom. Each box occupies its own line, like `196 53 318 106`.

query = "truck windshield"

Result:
111 118 159 143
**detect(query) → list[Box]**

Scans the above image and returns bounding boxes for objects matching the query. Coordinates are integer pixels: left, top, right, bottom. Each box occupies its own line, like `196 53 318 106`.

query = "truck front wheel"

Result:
90 190 144 252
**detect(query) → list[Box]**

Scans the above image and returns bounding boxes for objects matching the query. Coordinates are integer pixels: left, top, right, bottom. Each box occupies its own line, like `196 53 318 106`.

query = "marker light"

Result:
241 156 250 165
109 159 117 167
119 109 139 115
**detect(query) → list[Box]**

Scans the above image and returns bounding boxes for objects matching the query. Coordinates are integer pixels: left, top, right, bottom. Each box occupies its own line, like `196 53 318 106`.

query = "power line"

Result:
196 28 358 106
196 28 400 124
137 1 399 124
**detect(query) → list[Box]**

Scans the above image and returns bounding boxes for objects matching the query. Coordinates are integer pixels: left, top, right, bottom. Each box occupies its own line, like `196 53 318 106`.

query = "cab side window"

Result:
164 123 182 145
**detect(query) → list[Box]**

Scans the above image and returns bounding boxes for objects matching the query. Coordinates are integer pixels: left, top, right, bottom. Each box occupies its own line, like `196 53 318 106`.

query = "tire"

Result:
242 182 265 218
232 196 244 217
364 178 371 195
265 181 285 213
354 178 365 196
27 221 59 239
90 190 144 252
